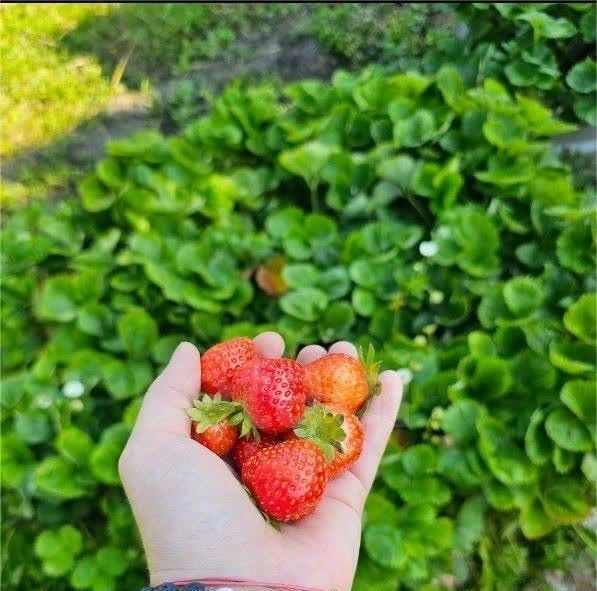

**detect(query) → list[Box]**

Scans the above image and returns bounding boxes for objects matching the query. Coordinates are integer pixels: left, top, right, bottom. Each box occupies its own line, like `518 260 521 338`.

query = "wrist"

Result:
143 581 332 591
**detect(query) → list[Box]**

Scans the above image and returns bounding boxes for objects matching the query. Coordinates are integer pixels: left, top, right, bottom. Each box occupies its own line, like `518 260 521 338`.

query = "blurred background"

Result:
1 3 596 591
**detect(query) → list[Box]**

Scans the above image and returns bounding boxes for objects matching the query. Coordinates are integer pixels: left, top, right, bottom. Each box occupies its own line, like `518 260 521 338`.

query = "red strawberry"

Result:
242 439 328 522
304 349 379 413
201 337 257 396
231 357 307 434
232 433 277 470
187 393 245 456
323 404 364 478
191 421 238 456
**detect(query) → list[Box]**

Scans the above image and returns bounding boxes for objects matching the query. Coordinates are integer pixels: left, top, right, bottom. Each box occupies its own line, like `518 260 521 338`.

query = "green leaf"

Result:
102 359 152 399
279 141 336 188
376 154 416 187
364 492 399 528
483 113 526 150
77 303 112 337
442 400 483 445
320 301 355 343
96 547 127 576
566 58 597 93
454 496 486 552
503 277 543 317
401 444 438 476
89 425 129 485
383 472 452 506
581 453 597 481
436 65 471 113
265 207 303 238
468 332 496 357
541 476 590 524
525 409 553 466
556 222 594 273
553 446 576 474
574 94 597 126
483 479 516 511
318 267 351 299
71 557 97 589
15 411 51 444
560 380 596 427
511 350 556 393
79 175 116 212
352 288 376 317
56 427 94 465
549 340 595 375
281 264 320 288
516 11 576 41
279 288 328 322
117 307 158 360
564 293 596 344
353 556 401 591
35 456 94 499
364 524 406 569
35 276 78 322
520 498 553 539
459 355 511 399
544 407 593 452
393 109 439 148
477 415 537 486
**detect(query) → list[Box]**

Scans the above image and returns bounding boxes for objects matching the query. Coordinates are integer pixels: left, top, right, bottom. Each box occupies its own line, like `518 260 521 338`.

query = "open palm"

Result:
119 332 402 591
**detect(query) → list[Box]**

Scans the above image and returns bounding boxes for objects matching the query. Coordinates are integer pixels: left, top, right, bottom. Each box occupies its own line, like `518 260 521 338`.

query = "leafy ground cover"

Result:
3 64 595 590
1 4 596 591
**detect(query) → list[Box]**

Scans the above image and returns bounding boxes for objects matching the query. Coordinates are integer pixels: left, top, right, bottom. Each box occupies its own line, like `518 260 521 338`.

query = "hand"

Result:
119 332 402 591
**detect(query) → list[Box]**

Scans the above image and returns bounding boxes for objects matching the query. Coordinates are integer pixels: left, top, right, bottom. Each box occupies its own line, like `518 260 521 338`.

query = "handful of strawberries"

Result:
186 337 380 523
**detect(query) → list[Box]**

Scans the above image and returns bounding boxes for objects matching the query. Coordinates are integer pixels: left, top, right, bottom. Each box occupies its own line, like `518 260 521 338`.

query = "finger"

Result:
351 370 402 494
296 344 327 365
328 340 358 359
132 342 201 438
253 331 285 358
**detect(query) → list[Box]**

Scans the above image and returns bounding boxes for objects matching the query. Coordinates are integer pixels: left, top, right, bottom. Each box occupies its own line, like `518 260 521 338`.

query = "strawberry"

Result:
191 421 238 456
201 337 257 396
230 357 307 434
291 402 363 477
187 393 248 456
323 404 364 478
303 347 380 413
242 439 328 522
232 433 277 470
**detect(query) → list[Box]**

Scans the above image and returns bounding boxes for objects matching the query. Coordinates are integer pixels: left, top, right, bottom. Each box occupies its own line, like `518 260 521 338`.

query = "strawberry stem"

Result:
357 344 382 418
293 403 346 463
186 393 245 434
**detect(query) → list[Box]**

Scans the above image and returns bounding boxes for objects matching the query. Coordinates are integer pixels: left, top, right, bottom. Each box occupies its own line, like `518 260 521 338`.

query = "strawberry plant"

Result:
2 64 595 590
425 2 596 125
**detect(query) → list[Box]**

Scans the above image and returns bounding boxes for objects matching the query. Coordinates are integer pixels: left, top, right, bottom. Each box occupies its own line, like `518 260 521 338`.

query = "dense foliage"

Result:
425 2 596 126
307 3 596 127
2 61 596 591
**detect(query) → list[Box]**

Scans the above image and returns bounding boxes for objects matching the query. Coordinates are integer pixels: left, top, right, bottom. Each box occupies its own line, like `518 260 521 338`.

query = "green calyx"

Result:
186 393 257 438
293 403 346 462
361 343 382 395
357 343 382 418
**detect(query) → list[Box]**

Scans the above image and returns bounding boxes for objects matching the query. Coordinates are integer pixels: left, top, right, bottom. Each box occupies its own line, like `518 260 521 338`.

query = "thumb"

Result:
132 341 201 438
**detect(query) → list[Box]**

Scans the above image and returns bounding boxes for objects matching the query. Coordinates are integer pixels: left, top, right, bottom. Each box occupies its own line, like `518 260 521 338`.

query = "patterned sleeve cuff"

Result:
142 583 328 591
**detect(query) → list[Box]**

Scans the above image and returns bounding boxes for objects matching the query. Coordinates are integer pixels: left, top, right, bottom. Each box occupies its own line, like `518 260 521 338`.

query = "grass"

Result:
1 4 115 158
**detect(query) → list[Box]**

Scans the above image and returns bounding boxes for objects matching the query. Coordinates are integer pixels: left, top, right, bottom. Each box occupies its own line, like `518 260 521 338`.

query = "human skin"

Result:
119 332 402 591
